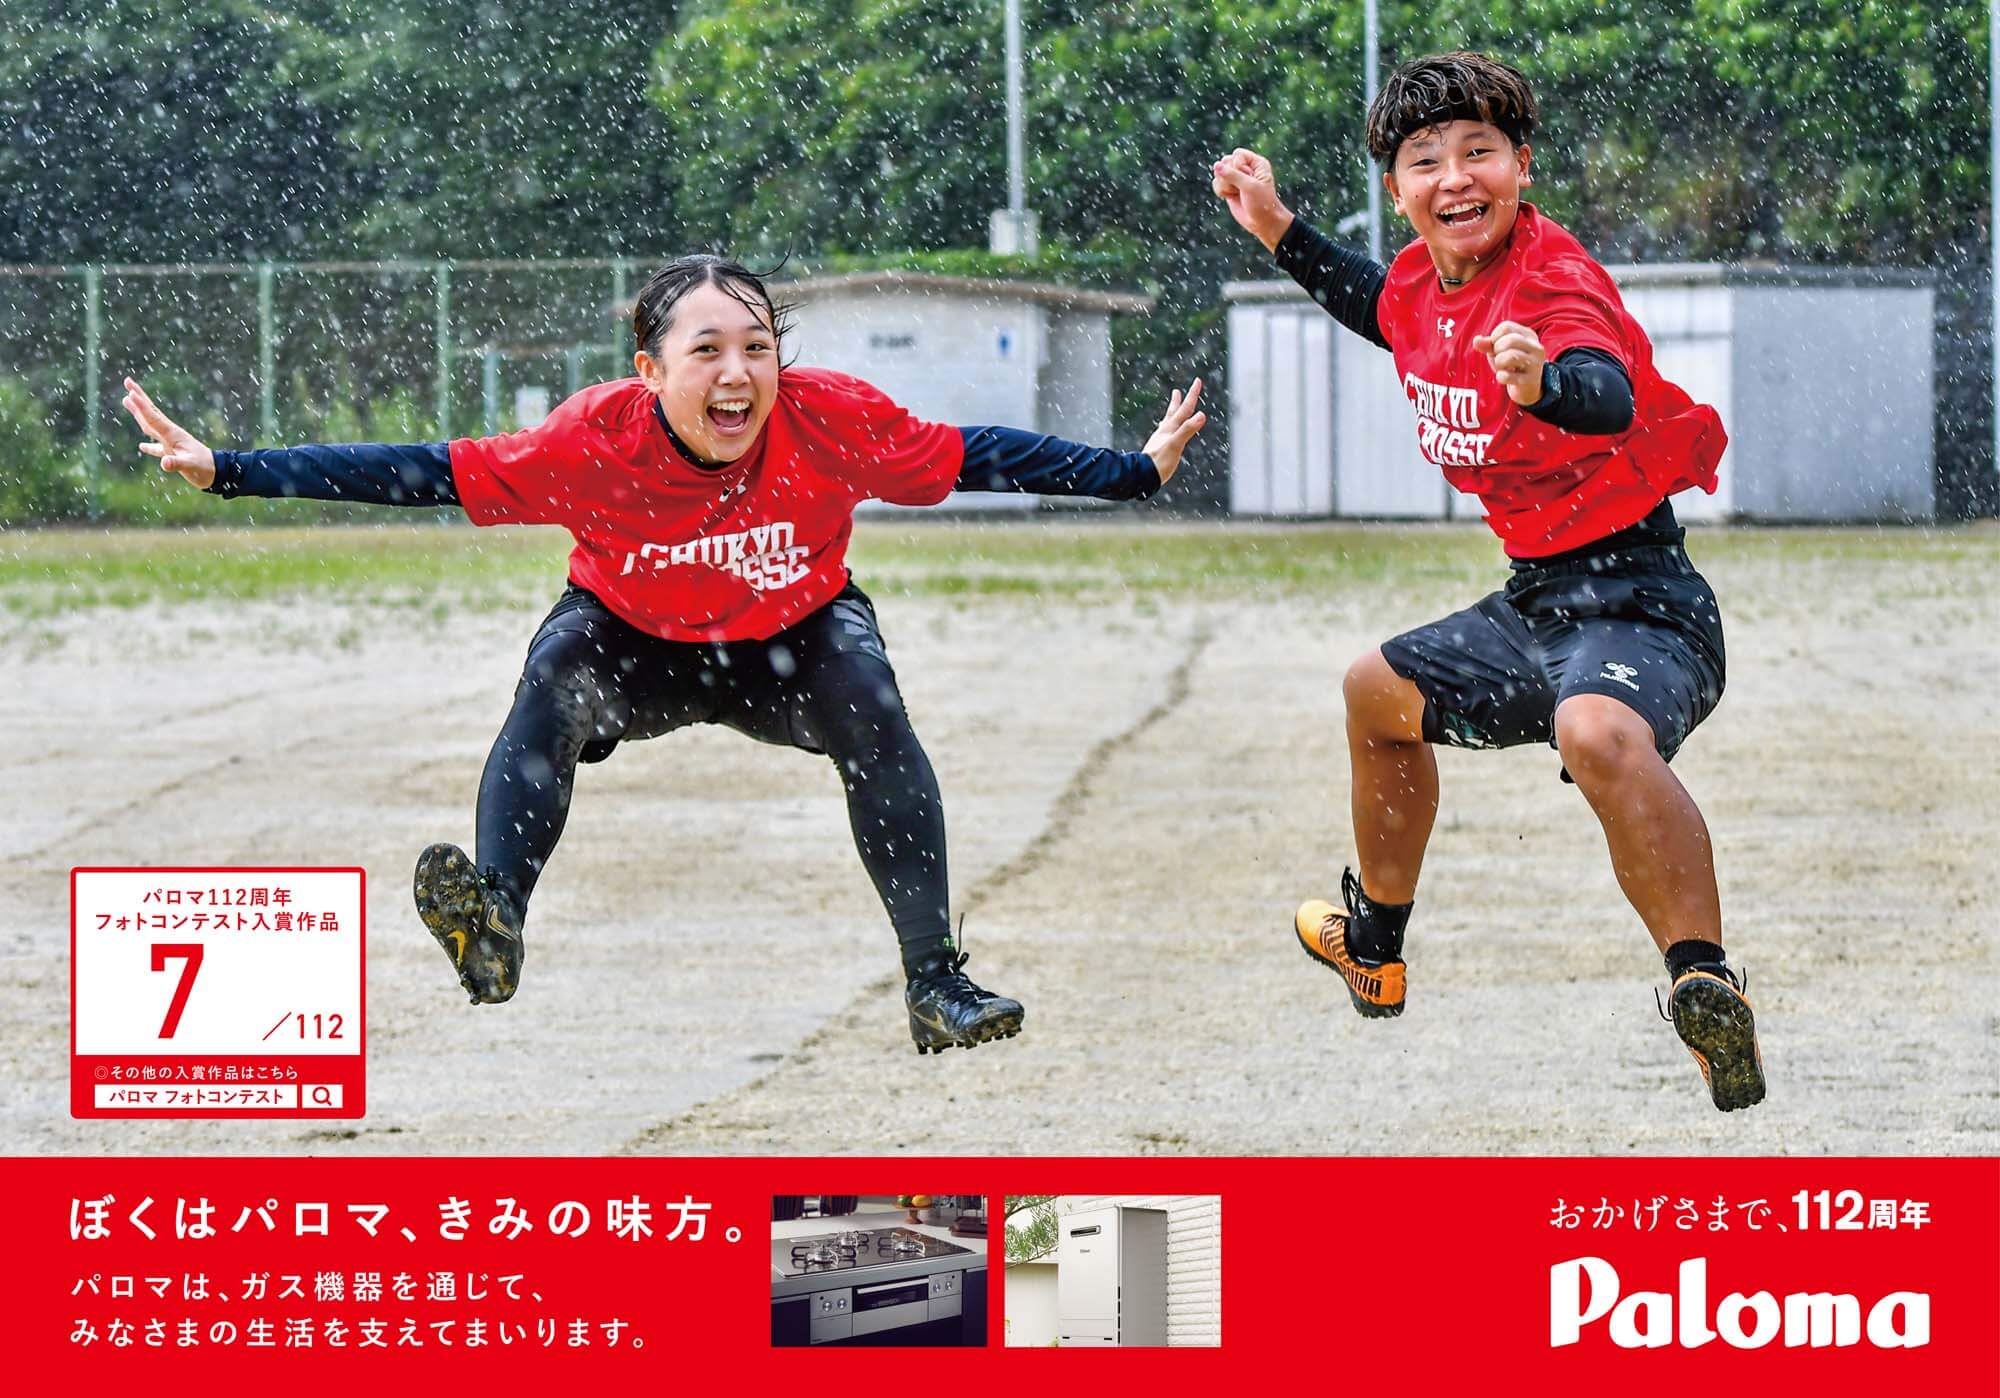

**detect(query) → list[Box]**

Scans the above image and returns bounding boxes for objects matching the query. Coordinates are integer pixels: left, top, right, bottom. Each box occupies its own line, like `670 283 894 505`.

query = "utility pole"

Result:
1365 0 1382 264
990 0 1039 255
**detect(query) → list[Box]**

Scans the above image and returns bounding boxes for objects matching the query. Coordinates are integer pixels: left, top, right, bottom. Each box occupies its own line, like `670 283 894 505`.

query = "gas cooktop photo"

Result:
774 1227 977 1279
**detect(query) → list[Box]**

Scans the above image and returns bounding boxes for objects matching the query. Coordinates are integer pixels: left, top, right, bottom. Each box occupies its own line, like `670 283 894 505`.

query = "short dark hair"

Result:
1365 51 1538 166
632 253 795 359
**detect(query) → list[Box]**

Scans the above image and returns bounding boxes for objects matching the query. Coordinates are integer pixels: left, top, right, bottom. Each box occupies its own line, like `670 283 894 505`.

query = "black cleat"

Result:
905 951 1024 1054
413 843 524 1005
1662 965 1767 1112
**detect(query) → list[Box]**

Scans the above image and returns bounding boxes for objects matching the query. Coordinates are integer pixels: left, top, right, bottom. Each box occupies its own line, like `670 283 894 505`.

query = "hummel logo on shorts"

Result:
1599 660 1640 691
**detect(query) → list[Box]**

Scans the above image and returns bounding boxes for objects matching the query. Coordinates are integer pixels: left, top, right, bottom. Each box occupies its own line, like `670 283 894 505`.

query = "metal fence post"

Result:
482 348 500 435
612 260 629 374
434 262 452 439
257 261 276 442
82 264 101 518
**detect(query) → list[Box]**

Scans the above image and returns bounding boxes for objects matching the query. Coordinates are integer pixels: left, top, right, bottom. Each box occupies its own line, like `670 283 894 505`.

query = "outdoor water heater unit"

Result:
1055 1205 1168 1346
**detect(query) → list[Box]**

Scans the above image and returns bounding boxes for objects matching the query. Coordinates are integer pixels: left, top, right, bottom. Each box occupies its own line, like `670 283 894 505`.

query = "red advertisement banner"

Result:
2 1156 1992 1392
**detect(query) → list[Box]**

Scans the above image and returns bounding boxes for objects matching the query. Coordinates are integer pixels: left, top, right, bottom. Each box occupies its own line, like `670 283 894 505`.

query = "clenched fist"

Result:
1469 321 1546 407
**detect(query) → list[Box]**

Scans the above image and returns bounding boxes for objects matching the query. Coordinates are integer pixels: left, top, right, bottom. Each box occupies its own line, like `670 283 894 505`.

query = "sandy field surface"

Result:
2 521 1995 1156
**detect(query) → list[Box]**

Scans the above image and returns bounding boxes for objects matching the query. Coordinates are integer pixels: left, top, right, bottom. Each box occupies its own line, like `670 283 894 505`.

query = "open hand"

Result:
1469 322 1546 406
1142 378 1207 486
122 377 217 489
1210 149 1294 253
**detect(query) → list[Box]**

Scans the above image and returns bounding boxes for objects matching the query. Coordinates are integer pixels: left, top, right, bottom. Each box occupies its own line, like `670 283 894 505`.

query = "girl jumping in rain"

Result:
124 253 1205 1056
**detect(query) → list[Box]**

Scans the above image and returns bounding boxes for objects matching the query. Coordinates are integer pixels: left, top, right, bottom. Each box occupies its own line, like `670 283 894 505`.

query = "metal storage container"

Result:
785 272 1153 515
1225 263 1935 523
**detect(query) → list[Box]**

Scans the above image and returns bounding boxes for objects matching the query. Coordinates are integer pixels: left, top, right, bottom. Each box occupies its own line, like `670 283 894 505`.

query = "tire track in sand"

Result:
618 615 1215 1152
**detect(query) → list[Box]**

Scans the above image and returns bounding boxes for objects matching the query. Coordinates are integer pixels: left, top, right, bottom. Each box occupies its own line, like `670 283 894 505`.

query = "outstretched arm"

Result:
1212 148 1390 351
122 377 461 506
956 379 1207 500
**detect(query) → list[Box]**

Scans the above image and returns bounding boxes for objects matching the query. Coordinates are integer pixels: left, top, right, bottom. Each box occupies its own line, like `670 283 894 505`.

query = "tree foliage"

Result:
332 1 678 256
0 0 361 261
0 1 1976 268
0 1 1987 511
1003 1195 1060 1265
654 0 1985 268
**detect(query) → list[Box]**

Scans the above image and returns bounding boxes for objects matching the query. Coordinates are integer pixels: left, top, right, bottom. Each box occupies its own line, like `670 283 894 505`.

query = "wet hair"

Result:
632 253 796 359
1365 51 1538 166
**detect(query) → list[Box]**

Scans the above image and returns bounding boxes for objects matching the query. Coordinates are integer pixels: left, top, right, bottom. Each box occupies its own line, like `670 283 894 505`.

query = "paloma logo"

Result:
1550 1257 1930 1349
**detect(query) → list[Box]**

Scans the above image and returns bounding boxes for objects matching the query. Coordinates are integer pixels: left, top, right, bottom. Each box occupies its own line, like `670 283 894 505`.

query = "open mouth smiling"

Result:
1437 201 1488 227
708 397 753 433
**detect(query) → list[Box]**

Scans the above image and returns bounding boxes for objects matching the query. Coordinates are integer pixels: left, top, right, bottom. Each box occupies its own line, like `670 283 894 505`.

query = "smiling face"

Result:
633 279 781 465
1384 119 1532 286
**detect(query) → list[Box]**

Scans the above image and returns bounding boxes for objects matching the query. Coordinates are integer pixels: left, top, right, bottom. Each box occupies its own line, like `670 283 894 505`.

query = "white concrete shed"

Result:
783 272 1153 512
1226 263 1935 523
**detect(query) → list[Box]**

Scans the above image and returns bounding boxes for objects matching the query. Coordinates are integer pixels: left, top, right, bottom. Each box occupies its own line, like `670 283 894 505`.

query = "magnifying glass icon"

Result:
308 1085 337 1108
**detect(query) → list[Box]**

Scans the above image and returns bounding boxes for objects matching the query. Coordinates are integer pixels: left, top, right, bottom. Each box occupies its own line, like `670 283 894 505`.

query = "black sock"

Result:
902 933 954 981
1663 938 1730 982
482 863 527 915
1348 884 1412 963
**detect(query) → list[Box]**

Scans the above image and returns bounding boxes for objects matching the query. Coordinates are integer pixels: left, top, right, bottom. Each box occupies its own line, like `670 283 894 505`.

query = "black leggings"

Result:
475 582 951 972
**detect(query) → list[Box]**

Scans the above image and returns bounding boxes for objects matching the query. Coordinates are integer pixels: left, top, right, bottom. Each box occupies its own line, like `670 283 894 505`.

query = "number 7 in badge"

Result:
70 867 365 1119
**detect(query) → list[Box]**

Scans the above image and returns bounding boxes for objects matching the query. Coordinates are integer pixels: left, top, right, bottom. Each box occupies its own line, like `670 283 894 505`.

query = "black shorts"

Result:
1379 544 1726 768
527 578 898 764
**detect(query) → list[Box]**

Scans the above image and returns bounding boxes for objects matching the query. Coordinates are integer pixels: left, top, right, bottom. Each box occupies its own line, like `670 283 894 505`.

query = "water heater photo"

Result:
1055 1204 1168 1346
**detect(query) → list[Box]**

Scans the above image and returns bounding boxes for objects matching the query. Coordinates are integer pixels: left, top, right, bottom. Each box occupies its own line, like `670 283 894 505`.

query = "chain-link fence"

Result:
0 258 658 520
4 252 1992 523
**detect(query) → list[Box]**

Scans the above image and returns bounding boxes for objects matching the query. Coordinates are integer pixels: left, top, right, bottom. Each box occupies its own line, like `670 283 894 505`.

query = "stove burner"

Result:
776 1226 974 1279
792 1239 856 1268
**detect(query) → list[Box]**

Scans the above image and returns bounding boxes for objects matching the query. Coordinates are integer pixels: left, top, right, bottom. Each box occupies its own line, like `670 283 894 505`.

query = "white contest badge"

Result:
71 868 365 1119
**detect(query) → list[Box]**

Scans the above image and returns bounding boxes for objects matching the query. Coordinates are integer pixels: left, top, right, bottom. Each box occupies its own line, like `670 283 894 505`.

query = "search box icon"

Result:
305 1083 344 1108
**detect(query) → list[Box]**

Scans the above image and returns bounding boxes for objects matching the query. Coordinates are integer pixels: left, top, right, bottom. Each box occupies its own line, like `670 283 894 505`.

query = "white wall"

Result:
1005 1262 1060 1347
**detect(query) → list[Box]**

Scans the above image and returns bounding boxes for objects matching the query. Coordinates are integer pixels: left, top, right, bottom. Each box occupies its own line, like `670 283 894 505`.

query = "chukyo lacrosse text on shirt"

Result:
450 369 964 642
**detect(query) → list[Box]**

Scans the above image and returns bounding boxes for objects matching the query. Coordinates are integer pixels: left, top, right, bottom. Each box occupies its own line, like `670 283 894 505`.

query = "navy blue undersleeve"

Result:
1274 217 1392 350
207 442 458 506
954 425 1160 500
1522 348 1634 435
208 428 1164 507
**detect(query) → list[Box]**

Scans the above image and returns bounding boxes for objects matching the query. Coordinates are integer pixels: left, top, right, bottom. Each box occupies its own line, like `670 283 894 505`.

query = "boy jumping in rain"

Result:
1213 51 1764 1110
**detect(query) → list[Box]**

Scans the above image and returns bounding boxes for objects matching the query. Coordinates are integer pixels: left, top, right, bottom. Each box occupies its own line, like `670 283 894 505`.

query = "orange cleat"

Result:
1664 967 1766 1111
1293 871 1406 1019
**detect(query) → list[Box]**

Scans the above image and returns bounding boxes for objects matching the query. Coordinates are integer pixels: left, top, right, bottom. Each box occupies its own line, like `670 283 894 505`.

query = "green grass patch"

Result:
849 519 1507 598
1 517 1994 619
0 521 568 618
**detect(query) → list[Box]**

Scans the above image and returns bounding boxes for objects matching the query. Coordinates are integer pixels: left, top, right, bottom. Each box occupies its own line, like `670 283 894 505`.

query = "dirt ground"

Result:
2 521 1995 1156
